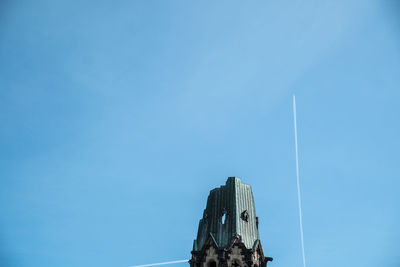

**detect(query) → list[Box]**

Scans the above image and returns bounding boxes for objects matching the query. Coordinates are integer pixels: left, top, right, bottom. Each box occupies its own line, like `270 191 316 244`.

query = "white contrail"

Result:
293 95 307 267
129 259 189 267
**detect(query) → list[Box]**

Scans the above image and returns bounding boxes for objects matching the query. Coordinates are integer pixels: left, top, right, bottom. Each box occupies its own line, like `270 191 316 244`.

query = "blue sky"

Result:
1 1 399 267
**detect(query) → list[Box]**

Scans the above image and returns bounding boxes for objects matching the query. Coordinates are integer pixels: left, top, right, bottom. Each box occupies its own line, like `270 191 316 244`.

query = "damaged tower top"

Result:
190 177 273 267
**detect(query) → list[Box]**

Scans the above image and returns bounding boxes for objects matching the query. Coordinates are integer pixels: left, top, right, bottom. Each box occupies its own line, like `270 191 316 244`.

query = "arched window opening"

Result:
221 213 226 224
208 260 217 267
232 260 242 267
221 209 227 225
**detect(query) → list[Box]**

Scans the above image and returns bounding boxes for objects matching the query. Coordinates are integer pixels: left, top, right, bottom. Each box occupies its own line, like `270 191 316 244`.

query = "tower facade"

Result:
190 177 273 267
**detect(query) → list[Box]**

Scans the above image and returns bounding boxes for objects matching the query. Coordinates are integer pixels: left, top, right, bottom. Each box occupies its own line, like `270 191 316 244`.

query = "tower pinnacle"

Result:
190 177 273 267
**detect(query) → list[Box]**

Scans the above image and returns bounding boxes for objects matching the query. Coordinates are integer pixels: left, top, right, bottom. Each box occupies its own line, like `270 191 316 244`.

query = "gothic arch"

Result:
207 260 217 267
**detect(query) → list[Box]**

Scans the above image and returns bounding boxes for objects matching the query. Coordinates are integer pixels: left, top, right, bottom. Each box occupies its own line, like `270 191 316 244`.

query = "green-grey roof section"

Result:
194 177 259 250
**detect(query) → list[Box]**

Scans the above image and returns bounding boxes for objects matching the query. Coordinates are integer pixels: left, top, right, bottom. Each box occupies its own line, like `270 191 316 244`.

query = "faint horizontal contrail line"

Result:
129 259 189 267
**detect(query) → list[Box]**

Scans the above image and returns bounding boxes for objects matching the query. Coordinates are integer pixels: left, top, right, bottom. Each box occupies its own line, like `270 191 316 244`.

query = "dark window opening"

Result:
208 260 217 267
240 210 249 222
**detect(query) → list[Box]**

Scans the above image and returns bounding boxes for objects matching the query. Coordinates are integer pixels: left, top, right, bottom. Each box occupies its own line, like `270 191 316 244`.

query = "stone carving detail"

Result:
252 251 259 265
227 246 245 267
203 247 219 267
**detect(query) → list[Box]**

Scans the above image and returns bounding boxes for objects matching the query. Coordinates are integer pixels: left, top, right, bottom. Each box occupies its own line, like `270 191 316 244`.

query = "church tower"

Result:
190 177 273 267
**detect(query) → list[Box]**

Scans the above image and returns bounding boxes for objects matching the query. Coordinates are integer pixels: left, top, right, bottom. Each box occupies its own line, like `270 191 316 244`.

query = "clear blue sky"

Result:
1 1 399 267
